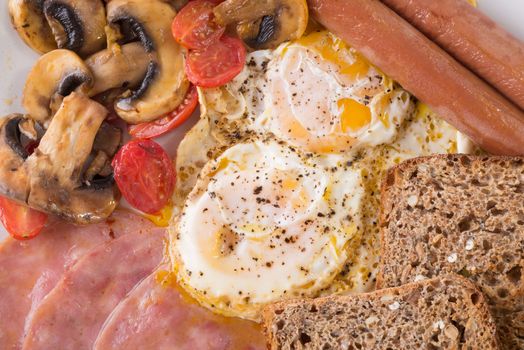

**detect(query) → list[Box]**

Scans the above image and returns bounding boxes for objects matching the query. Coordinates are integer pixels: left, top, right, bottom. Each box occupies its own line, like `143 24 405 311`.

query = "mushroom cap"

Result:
25 93 120 224
214 0 309 49
107 0 190 124
85 42 152 97
43 0 107 57
22 49 93 125
0 115 30 203
8 0 57 54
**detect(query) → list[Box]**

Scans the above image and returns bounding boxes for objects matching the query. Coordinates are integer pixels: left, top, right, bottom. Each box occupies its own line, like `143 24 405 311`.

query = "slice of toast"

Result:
377 154 523 350
263 274 499 349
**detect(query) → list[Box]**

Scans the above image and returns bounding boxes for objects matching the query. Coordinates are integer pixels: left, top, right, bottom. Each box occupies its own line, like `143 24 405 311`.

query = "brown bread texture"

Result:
263 274 499 350
377 154 524 350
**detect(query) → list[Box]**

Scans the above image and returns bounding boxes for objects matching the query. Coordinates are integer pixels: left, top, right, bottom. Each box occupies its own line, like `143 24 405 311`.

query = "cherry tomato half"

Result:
185 35 246 88
0 196 48 240
171 0 225 50
129 85 198 139
112 139 176 214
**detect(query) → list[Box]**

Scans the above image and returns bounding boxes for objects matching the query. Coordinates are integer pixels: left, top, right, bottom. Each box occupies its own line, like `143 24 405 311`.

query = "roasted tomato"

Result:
112 139 176 214
185 35 246 88
0 196 48 240
129 85 198 139
171 0 225 50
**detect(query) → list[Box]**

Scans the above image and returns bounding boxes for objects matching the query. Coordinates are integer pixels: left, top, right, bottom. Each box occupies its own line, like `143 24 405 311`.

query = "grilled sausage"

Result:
307 0 524 156
381 0 524 110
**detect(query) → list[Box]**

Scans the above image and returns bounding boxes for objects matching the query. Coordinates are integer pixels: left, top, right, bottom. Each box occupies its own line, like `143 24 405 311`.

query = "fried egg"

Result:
173 140 364 320
171 30 475 321
199 31 412 154
259 32 412 153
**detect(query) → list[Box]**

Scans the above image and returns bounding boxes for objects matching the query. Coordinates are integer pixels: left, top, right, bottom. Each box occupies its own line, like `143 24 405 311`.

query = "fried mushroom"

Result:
8 0 57 54
43 0 107 57
213 0 308 49
106 0 189 124
22 49 93 126
25 92 120 223
85 42 151 96
0 115 32 203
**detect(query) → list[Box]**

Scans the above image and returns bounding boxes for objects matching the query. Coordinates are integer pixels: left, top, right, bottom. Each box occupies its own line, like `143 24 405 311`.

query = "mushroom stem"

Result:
25 93 120 223
85 42 152 96
30 93 107 180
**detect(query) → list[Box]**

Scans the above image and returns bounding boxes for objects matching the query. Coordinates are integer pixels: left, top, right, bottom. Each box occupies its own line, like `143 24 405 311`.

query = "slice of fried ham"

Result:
22 223 165 349
0 210 154 349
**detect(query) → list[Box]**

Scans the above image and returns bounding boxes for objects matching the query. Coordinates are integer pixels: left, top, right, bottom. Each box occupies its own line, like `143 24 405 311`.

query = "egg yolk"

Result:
338 98 372 132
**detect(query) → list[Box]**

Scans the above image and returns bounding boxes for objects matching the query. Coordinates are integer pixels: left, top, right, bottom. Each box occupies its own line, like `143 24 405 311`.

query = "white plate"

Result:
1 1 523 240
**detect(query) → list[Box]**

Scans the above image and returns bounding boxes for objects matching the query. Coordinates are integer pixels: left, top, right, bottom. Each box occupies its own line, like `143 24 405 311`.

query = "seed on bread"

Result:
263 274 500 350
378 154 524 350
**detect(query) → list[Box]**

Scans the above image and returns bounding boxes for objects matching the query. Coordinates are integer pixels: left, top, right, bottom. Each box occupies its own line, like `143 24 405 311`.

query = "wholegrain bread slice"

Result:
263 274 499 350
377 154 524 350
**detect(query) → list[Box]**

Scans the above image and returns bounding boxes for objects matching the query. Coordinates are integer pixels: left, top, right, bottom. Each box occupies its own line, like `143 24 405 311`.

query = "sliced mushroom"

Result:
213 0 308 49
107 0 190 124
43 0 107 57
84 122 121 182
8 0 57 53
85 42 152 96
0 115 31 203
23 49 93 126
92 122 122 156
25 92 120 224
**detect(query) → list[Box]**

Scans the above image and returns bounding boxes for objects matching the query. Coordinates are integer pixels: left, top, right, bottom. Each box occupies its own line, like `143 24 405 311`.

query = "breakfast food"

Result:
0 211 149 348
213 0 309 50
378 155 524 349
112 139 176 215
106 0 190 124
308 0 524 156
263 274 500 349
174 140 366 320
1 0 523 347
0 94 121 224
94 266 266 349
382 0 524 110
22 227 164 349
128 85 199 139
85 42 150 97
0 210 265 349
170 28 475 321
8 0 106 56
22 49 93 124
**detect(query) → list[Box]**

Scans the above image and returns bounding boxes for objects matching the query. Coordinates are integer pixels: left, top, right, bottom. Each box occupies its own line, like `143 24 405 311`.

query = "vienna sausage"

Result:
307 0 524 155
381 0 524 110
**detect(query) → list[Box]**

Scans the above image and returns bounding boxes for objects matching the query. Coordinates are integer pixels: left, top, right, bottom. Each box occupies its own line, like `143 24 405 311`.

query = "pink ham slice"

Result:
0 210 149 349
94 265 266 350
22 222 165 350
